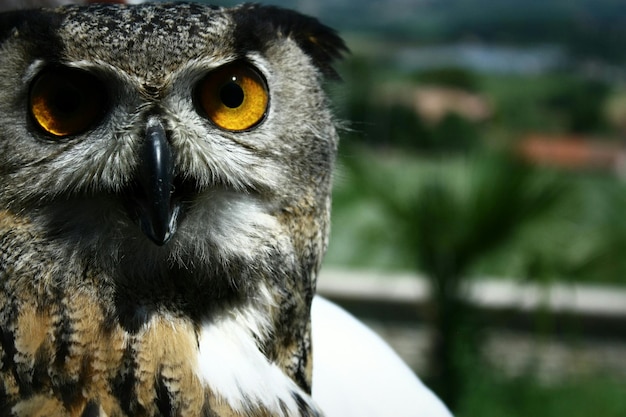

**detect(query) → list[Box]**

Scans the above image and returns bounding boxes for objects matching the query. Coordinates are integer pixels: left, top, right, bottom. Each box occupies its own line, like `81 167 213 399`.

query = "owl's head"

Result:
0 3 345 304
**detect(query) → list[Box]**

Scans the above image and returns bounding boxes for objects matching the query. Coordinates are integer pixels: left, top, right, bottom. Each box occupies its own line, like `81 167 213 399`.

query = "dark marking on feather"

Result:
52 288 72 370
155 372 174 417
81 400 101 417
113 343 137 415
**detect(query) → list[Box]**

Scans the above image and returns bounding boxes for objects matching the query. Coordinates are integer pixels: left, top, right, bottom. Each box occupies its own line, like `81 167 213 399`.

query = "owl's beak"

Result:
128 118 180 246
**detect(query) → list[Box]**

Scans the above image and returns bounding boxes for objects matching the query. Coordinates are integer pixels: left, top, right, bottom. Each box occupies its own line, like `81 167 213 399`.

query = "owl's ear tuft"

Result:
0 10 63 59
231 4 348 80
0 11 33 42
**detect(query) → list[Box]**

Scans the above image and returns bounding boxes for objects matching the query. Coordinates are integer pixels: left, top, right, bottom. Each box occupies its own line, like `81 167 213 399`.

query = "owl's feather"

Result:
0 3 346 416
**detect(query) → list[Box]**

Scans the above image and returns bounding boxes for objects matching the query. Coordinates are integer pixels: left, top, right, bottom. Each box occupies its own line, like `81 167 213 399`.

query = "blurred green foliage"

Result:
458 372 626 417
333 56 612 156
546 79 611 133
328 148 626 285
399 154 562 407
324 45 626 408
327 53 623 285
317 6 626 412
331 149 567 407
413 67 481 92
335 58 484 152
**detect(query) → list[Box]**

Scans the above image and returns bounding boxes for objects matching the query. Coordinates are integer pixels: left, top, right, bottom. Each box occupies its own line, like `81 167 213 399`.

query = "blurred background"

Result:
7 0 626 414
213 1 626 415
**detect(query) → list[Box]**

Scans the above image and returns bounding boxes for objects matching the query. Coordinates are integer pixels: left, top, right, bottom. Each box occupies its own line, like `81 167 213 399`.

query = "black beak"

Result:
129 117 180 246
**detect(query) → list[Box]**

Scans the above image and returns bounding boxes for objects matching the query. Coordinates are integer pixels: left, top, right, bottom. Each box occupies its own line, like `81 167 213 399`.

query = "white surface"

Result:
311 296 453 417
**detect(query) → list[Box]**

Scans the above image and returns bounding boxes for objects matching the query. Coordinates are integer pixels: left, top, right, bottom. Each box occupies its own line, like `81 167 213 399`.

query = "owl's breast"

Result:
0 292 320 417
0 210 320 416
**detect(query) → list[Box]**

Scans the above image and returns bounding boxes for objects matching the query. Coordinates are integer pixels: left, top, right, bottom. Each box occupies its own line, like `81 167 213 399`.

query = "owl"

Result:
0 2 346 416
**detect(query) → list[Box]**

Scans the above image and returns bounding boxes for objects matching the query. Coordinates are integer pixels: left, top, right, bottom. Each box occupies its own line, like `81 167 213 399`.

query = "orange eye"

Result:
29 67 107 138
196 62 269 131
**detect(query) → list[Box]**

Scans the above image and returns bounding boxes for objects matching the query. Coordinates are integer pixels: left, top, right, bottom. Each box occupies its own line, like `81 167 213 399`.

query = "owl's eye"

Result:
29 67 108 138
196 62 269 131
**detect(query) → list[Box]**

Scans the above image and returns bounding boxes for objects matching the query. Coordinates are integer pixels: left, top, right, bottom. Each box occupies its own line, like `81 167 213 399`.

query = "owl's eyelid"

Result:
241 52 272 80
173 52 271 83
23 59 49 86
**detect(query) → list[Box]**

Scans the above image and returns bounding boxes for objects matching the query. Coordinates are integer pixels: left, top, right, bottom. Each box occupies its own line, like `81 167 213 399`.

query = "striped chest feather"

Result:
0 283 320 417
0 214 321 417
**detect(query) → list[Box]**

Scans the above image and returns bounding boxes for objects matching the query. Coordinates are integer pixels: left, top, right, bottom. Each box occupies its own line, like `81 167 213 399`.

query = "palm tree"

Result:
402 153 562 409
344 151 563 410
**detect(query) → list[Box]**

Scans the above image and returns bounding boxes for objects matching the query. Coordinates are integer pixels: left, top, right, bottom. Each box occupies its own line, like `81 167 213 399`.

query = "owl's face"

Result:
0 3 344 303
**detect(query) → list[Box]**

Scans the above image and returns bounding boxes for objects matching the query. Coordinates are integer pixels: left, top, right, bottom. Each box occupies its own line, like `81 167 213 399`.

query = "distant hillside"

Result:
209 0 626 64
